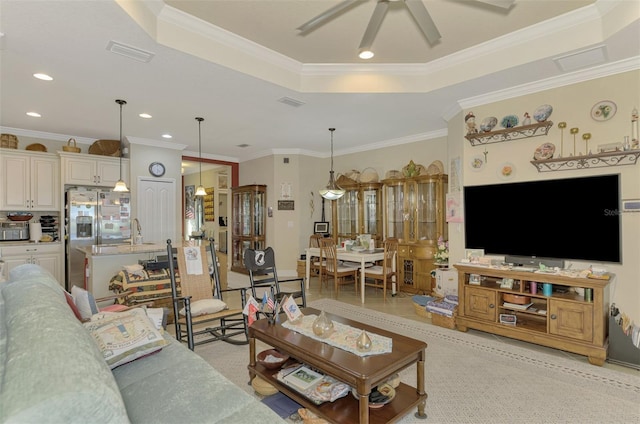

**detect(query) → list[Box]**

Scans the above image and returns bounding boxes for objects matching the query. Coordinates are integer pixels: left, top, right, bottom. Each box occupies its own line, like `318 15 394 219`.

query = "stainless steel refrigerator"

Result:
65 188 131 290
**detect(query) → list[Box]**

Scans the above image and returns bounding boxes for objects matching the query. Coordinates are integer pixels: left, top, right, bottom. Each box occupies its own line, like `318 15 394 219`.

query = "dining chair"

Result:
319 238 358 296
308 234 326 278
362 238 398 302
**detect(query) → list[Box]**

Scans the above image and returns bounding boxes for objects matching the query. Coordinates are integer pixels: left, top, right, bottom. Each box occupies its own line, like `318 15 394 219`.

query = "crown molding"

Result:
458 56 640 110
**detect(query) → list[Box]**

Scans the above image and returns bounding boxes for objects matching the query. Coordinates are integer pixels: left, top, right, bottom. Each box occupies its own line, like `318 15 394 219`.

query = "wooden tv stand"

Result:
454 265 611 366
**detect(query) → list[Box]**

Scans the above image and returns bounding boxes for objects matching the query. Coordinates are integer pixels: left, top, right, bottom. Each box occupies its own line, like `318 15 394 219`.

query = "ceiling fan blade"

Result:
475 0 515 9
405 0 441 44
358 0 390 51
297 0 359 33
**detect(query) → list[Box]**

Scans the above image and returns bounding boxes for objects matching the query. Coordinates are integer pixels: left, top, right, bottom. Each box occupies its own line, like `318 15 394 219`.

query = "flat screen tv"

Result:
464 174 621 264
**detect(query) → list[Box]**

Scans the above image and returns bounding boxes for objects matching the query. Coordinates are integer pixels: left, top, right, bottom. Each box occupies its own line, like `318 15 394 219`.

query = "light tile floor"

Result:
228 270 638 376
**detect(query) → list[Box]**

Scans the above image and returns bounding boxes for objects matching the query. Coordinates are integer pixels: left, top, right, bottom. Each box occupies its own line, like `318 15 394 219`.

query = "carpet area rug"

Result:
195 299 639 423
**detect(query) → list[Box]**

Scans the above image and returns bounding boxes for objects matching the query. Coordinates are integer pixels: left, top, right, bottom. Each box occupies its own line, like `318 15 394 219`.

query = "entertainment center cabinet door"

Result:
549 299 593 342
464 287 497 322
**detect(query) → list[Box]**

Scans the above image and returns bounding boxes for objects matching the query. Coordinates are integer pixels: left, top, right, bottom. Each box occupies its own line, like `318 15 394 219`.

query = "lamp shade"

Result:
113 180 129 192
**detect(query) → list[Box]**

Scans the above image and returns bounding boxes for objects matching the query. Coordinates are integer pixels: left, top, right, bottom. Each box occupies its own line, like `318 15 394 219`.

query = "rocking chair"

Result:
167 239 249 350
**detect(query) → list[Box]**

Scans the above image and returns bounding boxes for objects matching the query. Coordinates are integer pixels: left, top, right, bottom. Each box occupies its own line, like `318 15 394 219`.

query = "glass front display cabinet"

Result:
331 181 382 246
381 174 448 294
231 184 266 273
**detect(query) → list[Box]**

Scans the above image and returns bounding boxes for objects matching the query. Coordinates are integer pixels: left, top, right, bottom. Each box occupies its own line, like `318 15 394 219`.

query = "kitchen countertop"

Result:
75 243 167 256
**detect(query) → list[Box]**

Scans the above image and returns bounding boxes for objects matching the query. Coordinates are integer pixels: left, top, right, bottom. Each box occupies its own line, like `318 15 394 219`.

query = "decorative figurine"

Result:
356 330 372 352
465 112 478 134
522 112 531 126
582 133 592 155
501 115 519 129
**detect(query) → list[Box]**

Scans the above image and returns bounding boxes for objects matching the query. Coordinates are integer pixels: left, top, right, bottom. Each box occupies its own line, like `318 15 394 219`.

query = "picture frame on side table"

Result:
469 274 481 285
314 222 329 234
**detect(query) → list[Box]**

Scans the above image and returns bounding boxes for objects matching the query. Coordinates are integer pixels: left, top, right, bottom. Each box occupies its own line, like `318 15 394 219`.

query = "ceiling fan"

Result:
297 0 515 57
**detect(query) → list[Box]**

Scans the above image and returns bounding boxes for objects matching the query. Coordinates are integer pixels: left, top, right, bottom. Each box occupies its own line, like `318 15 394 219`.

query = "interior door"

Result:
137 178 176 244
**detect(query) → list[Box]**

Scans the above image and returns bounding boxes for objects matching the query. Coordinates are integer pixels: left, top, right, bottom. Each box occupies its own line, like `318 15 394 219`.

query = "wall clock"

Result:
148 162 166 177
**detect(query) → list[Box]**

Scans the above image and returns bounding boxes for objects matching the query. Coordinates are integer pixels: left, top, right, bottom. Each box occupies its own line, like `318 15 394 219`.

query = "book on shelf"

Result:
502 301 533 310
281 365 324 392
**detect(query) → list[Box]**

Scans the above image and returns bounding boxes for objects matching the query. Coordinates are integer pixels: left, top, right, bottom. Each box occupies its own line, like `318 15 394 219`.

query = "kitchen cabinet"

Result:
331 181 382 245
60 152 128 187
381 174 447 294
0 149 59 211
231 184 266 273
0 243 63 284
455 265 610 365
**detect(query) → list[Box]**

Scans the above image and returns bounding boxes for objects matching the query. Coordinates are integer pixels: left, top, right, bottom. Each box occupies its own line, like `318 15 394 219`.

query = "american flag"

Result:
267 295 275 311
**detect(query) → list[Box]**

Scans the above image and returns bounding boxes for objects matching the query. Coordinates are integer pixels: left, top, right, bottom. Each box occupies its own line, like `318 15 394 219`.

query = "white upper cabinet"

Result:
61 153 128 187
0 149 59 211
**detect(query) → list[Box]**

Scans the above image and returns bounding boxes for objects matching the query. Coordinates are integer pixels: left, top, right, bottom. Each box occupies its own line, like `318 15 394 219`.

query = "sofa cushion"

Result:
64 290 84 321
71 285 100 320
84 308 167 369
1 264 129 423
112 336 286 424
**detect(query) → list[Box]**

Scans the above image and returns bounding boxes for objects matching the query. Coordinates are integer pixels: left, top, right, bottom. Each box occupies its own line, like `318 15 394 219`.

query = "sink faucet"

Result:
132 218 142 245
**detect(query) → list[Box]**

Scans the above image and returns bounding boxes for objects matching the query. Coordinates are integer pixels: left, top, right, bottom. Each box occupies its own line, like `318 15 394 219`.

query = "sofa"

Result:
0 264 286 424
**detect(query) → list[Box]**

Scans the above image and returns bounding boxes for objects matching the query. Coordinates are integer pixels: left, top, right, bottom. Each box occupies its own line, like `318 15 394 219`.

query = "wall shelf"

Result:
530 150 640 172
465 121 553 146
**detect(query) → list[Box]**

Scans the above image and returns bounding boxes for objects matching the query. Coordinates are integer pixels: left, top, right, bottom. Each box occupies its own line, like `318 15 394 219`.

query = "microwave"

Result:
0 222 29 241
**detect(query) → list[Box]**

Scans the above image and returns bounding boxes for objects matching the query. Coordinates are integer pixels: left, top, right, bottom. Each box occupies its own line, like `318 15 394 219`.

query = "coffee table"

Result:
248 308 427 424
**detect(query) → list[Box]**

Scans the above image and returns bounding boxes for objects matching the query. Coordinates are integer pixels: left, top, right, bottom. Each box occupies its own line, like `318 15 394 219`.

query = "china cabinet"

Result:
231 184 266 273
381 174 447 294
330 181 382 246
0 149 59 211
60 152 128 187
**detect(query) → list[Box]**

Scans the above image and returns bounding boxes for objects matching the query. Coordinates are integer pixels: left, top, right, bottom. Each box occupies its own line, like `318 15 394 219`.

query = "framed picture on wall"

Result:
314 222 329 234
218 174 228 189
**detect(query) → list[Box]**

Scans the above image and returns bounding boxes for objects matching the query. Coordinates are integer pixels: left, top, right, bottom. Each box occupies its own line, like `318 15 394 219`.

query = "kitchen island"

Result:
74 243 167 302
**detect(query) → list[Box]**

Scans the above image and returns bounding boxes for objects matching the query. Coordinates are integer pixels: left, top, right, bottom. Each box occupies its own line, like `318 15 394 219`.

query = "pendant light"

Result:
113 99 129 192
319 128 345 200
195 117 207 196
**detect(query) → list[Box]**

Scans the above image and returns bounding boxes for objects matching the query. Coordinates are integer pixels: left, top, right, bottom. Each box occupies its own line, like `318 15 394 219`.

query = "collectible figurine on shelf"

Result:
522 112 531 126
465 111 478 135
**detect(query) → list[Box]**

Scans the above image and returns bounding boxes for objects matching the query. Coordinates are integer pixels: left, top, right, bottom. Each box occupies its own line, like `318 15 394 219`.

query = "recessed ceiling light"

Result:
162 134 172 139
33 73 53 81
26 112 41 118
139 113 152 119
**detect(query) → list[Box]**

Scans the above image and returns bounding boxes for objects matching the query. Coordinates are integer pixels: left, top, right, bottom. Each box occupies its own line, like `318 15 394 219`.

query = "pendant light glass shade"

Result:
319 128 344 200
195 117 206 196
113 99 129 192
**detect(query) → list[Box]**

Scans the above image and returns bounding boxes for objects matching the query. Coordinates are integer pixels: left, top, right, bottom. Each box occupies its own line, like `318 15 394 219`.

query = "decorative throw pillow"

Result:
64 290 84 321
83 308 167 369
179 298 227 316
71 285 99 320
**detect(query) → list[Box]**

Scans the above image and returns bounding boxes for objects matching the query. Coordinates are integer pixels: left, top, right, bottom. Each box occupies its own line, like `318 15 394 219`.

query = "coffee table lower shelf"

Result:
250 364 426 424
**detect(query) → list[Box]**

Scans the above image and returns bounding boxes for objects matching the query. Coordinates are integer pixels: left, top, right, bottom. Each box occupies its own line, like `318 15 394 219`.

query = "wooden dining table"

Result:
305 247 392 303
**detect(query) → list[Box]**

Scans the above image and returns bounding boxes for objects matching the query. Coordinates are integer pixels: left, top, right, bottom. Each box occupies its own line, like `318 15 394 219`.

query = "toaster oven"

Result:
0 222 29 241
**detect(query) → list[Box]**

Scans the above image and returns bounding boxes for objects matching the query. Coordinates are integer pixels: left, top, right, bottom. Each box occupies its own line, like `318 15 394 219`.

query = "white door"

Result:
137 178 176 245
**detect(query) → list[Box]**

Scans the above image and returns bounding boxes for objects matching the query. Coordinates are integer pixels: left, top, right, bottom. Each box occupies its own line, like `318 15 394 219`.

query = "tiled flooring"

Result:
228 270 638 376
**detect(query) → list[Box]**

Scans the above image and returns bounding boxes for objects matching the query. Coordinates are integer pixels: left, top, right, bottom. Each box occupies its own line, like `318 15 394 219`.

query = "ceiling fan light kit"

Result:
297 0 515 58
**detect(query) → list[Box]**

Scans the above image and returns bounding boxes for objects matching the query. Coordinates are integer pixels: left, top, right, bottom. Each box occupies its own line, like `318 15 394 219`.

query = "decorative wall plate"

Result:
591 100 616 121
497 162 515 180
470 155 484 171
533 104 553 122
533 142 556 160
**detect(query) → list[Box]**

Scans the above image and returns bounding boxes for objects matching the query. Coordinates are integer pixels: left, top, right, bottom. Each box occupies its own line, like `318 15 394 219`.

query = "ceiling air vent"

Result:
106 41 155 63
237 144 250 148
277 97 305 108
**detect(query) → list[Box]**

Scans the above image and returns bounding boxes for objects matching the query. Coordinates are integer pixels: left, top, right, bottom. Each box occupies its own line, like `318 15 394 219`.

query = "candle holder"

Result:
558 122 567 157
582 133 591 155
570 127 579 156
